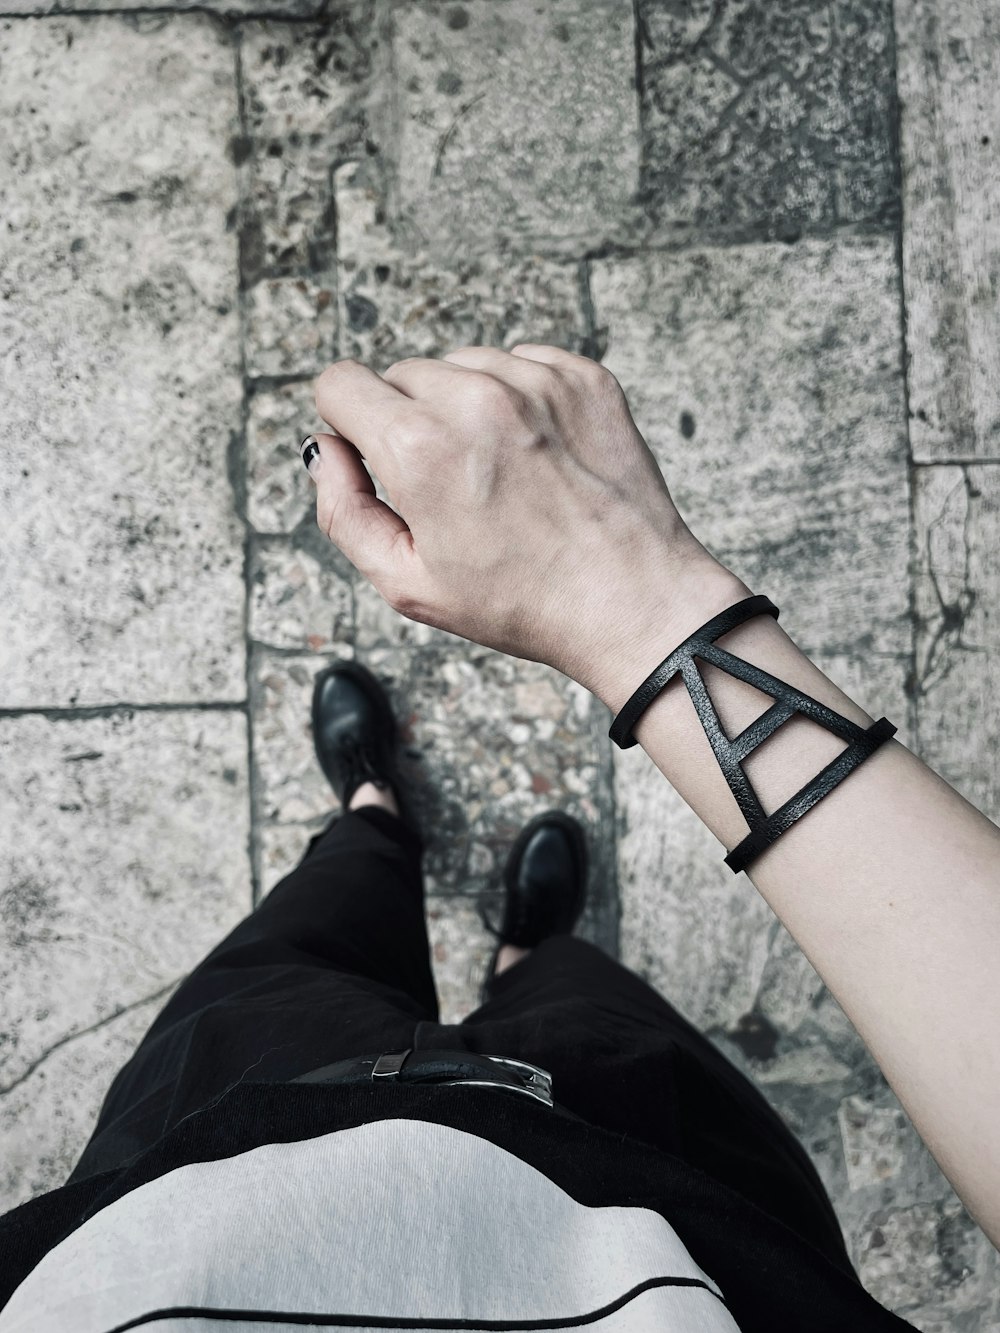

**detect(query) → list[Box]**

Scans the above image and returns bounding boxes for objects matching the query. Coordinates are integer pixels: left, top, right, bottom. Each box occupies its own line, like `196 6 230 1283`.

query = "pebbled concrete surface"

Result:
1 2 999 1327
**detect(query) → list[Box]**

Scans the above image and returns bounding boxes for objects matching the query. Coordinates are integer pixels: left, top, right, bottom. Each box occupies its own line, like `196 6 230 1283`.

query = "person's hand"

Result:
308 344 745 705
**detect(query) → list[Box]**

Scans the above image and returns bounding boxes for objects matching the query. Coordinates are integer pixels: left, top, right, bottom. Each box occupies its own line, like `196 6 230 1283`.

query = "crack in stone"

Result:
0 980 178 1098
0 702 246 720
431 91 487 182
917 468 987 698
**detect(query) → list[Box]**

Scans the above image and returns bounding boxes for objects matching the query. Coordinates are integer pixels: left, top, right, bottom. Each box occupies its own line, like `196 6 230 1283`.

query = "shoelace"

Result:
340 733 388 794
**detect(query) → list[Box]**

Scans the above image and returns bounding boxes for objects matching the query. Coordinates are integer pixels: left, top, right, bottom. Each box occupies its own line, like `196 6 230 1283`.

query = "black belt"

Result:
291 1047 555 1109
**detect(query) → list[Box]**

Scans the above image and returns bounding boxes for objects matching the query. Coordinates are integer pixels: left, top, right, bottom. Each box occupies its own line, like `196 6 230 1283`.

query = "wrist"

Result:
581 556 753 718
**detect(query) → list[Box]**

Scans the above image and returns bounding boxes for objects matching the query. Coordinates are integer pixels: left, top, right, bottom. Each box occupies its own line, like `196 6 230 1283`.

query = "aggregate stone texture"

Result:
0 711 251 1215
0 15 246 708
636 0 899 241
912 465 1000 824
895 1 1000 462
237 5 378 284
249 539 354 652
247 378 331 534
252 640 605 896
244 274 337 378
2 0 321 10
335 158 590 365
387 0 640 258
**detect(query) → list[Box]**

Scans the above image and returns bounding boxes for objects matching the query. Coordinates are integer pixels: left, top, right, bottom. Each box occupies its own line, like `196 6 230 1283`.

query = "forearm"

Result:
590 563 1000 1248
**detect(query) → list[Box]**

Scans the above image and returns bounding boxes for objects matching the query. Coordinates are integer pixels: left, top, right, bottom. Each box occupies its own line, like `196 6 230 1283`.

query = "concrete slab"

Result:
637 0 898 239
588 237 911 659
252 641 603 902
0 0 321 12
244 275 337 378
425 896 498 1025
238 8 377 283
247 379 329 535
895 1 1000 462
0 710 251 1212
388 0 640 257
335 158 590 366
0 15 246 708
0 987 179 1214
856 1199 1000 1328
251 650 352 828
249 540 353 652
912 464 1000 823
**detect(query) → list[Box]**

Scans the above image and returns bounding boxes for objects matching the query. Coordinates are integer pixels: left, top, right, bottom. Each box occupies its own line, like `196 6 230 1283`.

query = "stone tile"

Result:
243 275 336 378
251 650 353 827
0 15 245 708
246 379 328 535
857 1199 1000 1326
388 0 639 257
913 465 1000 822
614 751 775 1032
753 1042 852 1088
0 712 251 1099
3 0 320 11
895 2 1000 461
589 237 911 659
350 645 601 902
354 578 464 652
237 7 377 282
0 985 180 1214
838 1094 910 1192
335 158 590 365
425 896 496 1025
257 821 316 903
637 0 898 240
249 540 353 652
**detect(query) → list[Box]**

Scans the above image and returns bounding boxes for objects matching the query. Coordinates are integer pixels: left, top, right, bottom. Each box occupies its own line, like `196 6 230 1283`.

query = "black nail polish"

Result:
301 436 320 472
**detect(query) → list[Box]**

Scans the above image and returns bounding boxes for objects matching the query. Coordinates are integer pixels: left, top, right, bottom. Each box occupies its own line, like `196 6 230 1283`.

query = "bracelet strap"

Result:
609 595 897 875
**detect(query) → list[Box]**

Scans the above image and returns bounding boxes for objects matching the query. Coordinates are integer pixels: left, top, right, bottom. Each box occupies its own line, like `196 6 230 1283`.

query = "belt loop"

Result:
371 1048 412 1081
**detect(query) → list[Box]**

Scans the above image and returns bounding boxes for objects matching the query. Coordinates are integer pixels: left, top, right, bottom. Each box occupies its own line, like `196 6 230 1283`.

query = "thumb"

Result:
304 432 418 599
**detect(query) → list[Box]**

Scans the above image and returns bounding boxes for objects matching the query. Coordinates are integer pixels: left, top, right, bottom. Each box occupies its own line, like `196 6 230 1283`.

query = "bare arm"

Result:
585 564 1000 1249
309 344 1000 1249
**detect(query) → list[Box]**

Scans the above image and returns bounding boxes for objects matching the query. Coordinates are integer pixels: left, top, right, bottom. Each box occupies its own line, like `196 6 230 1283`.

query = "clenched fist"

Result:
308 344 742 711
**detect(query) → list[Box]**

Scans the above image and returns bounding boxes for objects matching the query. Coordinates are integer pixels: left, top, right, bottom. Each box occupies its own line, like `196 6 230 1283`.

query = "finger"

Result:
313 359 414 473
441 344 559 391
380 354 483 399
307 431 421 599
509 343 597 374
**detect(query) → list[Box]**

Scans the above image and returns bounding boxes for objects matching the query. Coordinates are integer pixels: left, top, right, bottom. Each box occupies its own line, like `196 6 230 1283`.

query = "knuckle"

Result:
464 371 518 414
381 356 419 382
579 355 614 386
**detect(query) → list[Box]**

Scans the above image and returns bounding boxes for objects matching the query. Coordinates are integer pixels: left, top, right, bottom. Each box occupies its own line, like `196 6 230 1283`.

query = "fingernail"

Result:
300 435 321 480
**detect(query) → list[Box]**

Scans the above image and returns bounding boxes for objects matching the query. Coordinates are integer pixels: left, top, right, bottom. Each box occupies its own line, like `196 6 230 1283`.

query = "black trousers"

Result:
66 806 851 1269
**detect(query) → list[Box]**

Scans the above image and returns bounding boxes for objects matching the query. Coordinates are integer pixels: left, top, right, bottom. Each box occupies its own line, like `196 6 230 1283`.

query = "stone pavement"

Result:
0 1 998 1326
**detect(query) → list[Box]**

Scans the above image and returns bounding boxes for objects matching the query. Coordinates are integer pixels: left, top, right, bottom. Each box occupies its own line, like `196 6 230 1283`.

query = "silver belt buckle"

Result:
371 1049 554 1108
446 1055 554 1108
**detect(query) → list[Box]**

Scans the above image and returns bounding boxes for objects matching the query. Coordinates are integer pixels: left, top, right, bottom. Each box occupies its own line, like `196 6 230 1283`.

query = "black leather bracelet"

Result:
609 595 897 875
